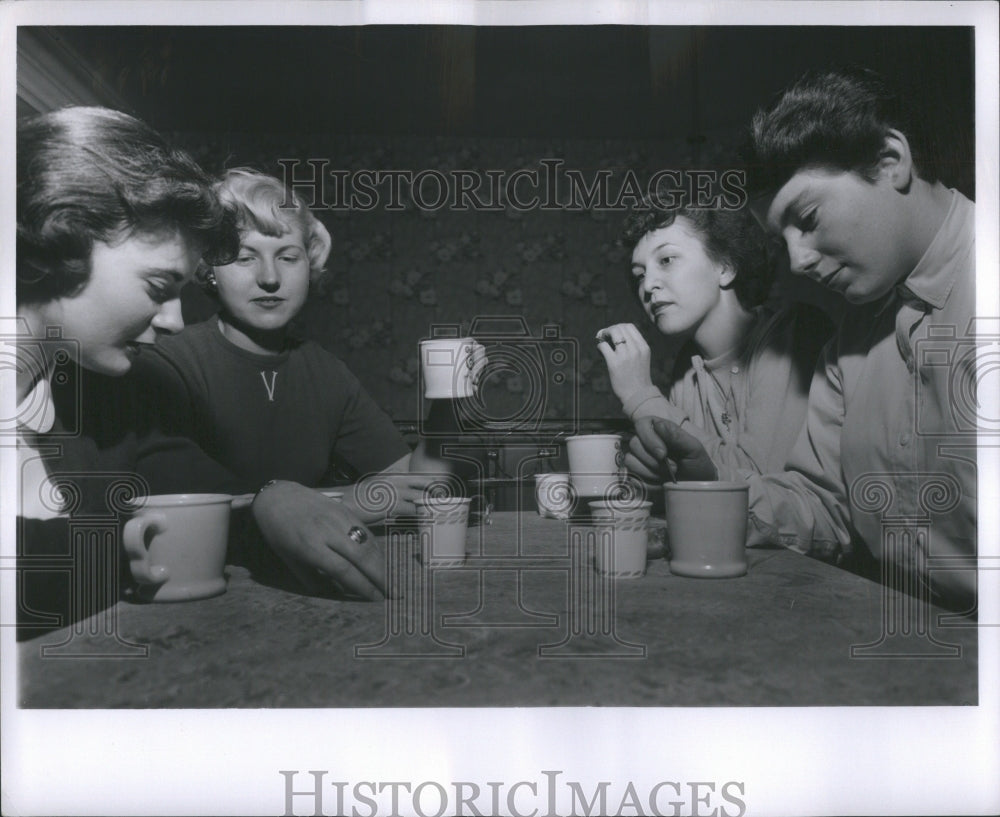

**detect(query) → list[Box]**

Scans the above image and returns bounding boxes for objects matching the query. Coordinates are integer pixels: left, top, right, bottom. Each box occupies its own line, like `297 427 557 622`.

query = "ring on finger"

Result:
347 526 368 545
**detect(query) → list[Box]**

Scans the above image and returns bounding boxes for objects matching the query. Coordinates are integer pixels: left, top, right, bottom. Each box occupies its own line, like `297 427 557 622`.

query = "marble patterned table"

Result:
17 512 977 707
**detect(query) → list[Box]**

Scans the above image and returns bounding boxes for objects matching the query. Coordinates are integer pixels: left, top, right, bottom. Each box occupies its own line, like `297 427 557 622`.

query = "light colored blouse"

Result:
16 368 62 520
620 304 832 481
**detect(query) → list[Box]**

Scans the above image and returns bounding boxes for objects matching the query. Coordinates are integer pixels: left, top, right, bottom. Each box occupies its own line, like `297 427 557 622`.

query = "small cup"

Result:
664 482 749 578
534 473 575 519
122 493 232 602
419 337 479 399
565 434 624 498
415 497 471 568
588 499 652 578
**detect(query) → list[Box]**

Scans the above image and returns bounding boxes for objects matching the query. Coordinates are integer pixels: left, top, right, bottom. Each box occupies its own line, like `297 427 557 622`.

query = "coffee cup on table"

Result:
419 337 480 399
415 496 471 568
588 499 652 579
534 472 575 519
663 482 749 578
565 434 624 500
122 493 232 602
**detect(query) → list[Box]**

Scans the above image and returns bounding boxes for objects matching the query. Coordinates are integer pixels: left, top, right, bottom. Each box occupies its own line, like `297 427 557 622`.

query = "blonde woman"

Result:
133 168 458 526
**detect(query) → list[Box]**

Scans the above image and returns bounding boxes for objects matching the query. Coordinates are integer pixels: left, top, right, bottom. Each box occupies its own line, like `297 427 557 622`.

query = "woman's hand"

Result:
341 470 460 523
250 481 386 599
468 341 488 392
595 323 654 403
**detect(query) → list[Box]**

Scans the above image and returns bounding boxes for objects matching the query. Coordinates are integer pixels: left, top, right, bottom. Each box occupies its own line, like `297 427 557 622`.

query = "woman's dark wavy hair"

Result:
743 65 937 198
17 106 239 305
619 199 775 312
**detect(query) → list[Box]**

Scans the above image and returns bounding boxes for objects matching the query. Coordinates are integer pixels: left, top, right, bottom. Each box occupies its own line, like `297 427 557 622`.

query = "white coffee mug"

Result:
415 496 471 568
534 473 575 519
565 434 624 498
123 493 232 602
664 482 749 578
588 499 652 578
420 337 479 399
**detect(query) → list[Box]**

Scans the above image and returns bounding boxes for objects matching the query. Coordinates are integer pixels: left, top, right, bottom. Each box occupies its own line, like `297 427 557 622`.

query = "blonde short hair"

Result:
198 167 331 288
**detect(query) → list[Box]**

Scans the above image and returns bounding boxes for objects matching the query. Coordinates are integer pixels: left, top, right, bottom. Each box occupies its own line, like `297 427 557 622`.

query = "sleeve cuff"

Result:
621 385 669 418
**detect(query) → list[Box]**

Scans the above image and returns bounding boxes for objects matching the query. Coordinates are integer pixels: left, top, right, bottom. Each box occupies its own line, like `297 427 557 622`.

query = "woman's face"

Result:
630 218 729 338
43 227 198 376
213 227 311 334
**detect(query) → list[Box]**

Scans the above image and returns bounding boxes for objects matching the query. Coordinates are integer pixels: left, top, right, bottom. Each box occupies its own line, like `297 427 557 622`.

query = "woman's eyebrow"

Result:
651 241 679 252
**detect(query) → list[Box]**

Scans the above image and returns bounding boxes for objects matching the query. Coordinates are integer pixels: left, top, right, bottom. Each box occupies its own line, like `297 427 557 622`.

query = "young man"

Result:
627 67 976 608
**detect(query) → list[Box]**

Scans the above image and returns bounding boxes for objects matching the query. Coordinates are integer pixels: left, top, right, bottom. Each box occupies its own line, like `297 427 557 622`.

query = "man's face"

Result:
755 166 915 304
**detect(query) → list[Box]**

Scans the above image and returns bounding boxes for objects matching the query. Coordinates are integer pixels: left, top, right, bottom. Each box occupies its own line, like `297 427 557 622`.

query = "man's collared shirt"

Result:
748 188 977 606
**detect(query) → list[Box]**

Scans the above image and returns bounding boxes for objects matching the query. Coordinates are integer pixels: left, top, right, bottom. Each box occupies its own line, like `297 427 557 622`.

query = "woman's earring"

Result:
206 272 218 292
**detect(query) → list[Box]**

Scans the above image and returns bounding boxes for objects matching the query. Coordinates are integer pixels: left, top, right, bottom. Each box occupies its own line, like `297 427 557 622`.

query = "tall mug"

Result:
416 497 471 568
420 337 479 399
123 493 232 602
565 434 624 499
664 482 749 578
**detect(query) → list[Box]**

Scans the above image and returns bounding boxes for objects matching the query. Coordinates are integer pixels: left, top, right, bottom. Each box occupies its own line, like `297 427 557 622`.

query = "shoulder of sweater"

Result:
288 337 348 368
151 319 218 362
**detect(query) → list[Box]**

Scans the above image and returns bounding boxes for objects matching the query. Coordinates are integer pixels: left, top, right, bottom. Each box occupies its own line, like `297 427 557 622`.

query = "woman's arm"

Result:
622 307 831 480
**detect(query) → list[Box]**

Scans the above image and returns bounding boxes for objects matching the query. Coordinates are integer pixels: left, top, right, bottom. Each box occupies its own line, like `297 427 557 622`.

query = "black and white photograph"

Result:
2 1 998 815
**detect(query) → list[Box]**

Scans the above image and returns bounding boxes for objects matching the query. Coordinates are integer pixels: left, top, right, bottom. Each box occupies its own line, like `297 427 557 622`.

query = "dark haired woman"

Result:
597 204 831 481
15 109 389 640
15 106 239 520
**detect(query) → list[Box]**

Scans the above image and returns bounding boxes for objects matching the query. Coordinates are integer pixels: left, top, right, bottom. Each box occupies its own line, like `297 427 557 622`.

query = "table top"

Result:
18 512 978 708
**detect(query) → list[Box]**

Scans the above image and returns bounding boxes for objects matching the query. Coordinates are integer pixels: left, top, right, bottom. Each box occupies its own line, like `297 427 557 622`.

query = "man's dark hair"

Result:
744 66 938 198
17 106 239 305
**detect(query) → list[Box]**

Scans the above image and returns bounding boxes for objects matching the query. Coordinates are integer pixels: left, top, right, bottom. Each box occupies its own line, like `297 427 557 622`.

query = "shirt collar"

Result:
16 366 56 434
900 188 973 311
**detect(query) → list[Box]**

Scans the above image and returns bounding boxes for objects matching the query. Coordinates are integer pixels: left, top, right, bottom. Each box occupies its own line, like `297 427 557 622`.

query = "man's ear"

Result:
878 128 915 192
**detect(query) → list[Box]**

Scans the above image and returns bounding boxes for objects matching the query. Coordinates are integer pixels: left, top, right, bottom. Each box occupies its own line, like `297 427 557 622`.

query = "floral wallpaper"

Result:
176 129 779 426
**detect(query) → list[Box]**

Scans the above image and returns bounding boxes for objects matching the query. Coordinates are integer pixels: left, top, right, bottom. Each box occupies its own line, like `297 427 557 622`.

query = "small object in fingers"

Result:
347 525 368 545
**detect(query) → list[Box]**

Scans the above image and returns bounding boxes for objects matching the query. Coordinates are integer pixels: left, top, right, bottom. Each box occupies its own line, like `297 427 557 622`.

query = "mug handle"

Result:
468 493 493 527
122 512 170 586
465 342 488 391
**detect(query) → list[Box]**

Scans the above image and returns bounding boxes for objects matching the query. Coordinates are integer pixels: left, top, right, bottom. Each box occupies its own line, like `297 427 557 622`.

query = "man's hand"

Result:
625 416 718 482
595 322 654 403
251 481 386 600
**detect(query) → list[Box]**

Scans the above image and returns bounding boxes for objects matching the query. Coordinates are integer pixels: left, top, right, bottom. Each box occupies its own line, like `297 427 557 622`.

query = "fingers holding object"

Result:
595 323 632 350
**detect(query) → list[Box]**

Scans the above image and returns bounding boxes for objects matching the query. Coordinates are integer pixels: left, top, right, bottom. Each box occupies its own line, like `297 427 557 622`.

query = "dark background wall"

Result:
19 26 975 422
